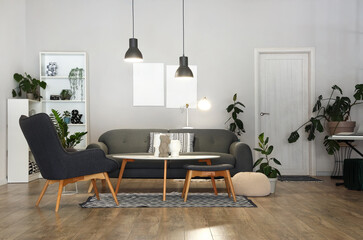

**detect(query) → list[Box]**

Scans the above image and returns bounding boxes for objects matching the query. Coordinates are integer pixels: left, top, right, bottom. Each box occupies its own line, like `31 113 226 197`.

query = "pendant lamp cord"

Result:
182 0 185 56
132 0 135 38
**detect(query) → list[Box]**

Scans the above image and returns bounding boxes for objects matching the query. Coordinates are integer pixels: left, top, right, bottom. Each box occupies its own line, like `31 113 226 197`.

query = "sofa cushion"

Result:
148 132 194 153
106 153 165 169
99 129 168 154
169 152 236 169
169 129 237 153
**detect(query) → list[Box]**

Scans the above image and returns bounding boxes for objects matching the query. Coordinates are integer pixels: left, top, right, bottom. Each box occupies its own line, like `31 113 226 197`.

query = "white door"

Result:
255 49 315 175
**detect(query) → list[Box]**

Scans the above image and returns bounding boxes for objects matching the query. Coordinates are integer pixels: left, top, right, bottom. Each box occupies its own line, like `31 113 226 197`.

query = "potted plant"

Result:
60 89 72 100
288 84 363 154
12 73 47 100
253 133 282 193
225 93 245 136
63 111 71 124
50 109 87 149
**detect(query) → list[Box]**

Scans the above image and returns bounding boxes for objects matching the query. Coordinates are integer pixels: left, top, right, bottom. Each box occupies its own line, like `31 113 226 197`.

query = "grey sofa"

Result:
87 129 253 179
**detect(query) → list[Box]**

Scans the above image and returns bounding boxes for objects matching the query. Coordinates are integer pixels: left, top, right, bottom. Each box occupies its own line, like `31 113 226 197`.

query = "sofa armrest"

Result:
86 142 109 154
229 142 253 175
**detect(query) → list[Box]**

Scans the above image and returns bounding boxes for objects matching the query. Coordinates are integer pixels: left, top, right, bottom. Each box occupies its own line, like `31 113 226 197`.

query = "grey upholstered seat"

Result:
183 164 233 171
19 113 119 211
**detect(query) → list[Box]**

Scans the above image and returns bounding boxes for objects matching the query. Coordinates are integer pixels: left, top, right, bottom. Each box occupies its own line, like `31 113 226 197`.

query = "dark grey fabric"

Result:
229 142 253 175
19 113 118 180
169 129 238 153
184 164 233 171
91 128 253 179
169 152 235 169
87 142 108 154
99 129 168 154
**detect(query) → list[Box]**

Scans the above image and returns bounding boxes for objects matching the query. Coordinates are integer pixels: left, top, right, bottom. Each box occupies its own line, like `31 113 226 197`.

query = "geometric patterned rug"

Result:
80 192 256 208
278 175 322 182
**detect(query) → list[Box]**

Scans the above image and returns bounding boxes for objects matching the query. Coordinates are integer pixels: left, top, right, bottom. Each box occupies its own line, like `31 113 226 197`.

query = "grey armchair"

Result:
19 113 119 212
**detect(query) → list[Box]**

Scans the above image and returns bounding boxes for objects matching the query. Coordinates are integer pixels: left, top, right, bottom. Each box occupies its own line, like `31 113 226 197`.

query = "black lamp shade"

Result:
124 38 143 62
175 56 193 79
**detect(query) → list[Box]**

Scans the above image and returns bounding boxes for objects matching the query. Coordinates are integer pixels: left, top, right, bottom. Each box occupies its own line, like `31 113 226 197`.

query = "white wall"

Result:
1 0 359 178
0 0 26 185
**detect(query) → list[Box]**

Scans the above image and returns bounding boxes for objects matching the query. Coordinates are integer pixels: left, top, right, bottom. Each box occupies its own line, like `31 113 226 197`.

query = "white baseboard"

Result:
0 178 7 185
316 171 332 176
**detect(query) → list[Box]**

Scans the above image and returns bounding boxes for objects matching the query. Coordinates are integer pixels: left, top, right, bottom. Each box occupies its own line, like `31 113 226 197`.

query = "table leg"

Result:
115 159 134 195
163 160 168 201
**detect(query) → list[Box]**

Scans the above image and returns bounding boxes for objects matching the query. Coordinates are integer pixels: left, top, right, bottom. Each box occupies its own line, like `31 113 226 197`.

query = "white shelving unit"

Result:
7 52 88 183
40 52 88 149
7 99 42 182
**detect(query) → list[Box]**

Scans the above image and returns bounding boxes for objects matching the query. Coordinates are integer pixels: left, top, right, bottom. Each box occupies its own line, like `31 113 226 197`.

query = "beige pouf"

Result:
232 172 271 196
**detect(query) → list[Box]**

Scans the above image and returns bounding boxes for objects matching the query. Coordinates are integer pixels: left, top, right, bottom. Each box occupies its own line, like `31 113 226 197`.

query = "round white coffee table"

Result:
112 154 220 201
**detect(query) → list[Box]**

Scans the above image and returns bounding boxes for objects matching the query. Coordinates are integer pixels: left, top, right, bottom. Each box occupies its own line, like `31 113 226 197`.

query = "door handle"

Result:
260 112 270 116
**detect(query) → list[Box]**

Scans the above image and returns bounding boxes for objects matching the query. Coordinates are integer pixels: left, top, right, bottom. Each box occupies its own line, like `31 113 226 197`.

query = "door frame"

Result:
254 48 316 175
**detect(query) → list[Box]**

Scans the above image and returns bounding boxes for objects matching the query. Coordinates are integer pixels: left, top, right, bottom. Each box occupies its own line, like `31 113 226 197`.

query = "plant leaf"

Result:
233 93 237 102
13 73 23 82
313 95 323 112
258 133 264 143
263 165 272 176
266 145 273 155
272 158 282 165
226 104 234 112
332 85 343 94
288 131 300 143
323 136 340 155
353 84 363 100
253 158 263 168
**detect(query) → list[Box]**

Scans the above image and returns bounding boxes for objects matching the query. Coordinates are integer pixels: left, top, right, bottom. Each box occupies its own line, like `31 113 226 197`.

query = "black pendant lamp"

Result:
175 0 193 79
124 0 143 62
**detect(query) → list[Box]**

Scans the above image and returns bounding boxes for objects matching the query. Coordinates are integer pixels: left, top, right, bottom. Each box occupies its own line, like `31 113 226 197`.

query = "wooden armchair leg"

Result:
224 177 231 198
103 172 119 205
226 171 236 202
87 181 93 193
91 179 100 200
36 180 50 206
55 180 64 212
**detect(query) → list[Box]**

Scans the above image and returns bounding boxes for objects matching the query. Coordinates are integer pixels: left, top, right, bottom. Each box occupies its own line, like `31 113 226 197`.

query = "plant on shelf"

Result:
63 110 71 124
288 84 363 155
68 68 84 100
60 89 72 100
50 109 87 149
253 133 282 178
225 93 245 136
12 73 47 100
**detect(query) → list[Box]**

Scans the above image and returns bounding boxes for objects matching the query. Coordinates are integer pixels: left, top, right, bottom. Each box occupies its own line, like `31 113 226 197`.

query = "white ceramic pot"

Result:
26 93 34 100
269 177 277 193
169 140 181 157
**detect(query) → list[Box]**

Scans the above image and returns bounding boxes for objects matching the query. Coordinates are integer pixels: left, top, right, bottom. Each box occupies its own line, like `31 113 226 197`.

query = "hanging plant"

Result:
68 68 84 100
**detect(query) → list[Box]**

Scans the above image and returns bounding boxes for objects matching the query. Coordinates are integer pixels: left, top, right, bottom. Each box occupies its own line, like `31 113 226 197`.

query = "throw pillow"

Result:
148 132 194 153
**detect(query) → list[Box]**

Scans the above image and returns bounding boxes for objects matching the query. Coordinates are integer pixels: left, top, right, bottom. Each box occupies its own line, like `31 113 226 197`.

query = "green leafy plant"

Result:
288 84 363 154
253 133 281 178
49 109 87 149
60 89 72 100
225 93 245 136
63 110 71 118
68 68 84 99
12 73 47 99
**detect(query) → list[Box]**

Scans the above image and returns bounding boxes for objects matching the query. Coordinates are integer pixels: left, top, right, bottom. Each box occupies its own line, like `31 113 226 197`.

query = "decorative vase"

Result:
269 177 277 193
170 140 181 157
63 117 71 124
327 121 356 135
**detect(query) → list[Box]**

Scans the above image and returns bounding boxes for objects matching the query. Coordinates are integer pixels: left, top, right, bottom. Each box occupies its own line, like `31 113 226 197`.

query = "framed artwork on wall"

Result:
166 65 197 108
133 63 164 106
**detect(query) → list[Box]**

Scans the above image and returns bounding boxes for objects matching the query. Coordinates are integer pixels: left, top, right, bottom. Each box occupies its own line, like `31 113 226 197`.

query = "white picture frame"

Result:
133 63 165 106
166 65 197 108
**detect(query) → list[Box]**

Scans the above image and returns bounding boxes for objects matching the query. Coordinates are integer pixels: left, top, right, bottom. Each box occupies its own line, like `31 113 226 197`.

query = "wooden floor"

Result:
0 177 362 240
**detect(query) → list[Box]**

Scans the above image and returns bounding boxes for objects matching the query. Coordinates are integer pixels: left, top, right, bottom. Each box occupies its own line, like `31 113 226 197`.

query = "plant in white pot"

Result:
253 133 282 193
